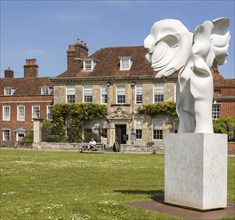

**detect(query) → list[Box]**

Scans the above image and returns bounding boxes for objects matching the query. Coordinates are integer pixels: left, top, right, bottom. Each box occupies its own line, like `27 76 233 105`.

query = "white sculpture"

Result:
144 18 230 133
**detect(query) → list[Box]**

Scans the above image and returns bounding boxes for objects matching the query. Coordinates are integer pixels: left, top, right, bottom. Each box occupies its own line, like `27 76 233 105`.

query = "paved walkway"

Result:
127 201 235 220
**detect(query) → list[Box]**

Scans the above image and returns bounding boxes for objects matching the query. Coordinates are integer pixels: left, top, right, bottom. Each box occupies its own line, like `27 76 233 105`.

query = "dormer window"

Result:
41 86 53 95
119 57 132 70
4 87 16 95
83 59 96 71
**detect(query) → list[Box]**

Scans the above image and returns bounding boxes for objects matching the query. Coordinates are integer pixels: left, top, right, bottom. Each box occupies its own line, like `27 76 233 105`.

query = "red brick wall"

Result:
219 102 235 118
228 142 235 155
0 96 53 142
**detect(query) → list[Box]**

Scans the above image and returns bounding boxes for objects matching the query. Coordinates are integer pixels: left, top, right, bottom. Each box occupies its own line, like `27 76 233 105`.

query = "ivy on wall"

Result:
137 101 177 117
42 103 108 143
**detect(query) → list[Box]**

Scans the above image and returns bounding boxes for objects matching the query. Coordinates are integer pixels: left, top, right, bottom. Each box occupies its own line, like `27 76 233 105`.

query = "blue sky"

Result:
1 0 234 78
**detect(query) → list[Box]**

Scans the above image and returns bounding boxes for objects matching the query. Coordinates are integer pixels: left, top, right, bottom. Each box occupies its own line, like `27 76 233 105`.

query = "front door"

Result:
115 124 127 145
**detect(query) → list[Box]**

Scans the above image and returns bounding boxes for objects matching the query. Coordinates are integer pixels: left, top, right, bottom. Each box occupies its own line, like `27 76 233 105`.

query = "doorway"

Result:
115 124 127 145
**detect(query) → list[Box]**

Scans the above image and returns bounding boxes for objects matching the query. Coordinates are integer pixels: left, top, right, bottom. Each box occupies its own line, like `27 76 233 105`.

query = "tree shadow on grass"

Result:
114 189 164 202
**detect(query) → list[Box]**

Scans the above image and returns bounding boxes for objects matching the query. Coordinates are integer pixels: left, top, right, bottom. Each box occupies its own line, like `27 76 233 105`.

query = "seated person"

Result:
88 138 96 150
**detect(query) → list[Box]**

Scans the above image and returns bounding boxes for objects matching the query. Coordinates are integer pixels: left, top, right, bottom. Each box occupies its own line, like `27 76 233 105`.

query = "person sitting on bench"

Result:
88 138 96 151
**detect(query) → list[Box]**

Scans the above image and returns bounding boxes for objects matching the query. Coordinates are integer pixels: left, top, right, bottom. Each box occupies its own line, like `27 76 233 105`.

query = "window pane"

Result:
136 84 143 103
101 85 108 104
154 84 164 103
47 106 53 119
85 61 92 70
212 104 220 119
117 86 126 103
67 86 75 95
3 106 10 121
84 96 92 103
2 130 10 141
17 106 25 121
153 130 163 139
67 95 75 103
32 106 40 119
136 129 142 139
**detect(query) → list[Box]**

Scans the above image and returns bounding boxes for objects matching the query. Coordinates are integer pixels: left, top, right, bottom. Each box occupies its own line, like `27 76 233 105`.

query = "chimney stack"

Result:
4 67 14 78
24 59 38 78
67 38 88 71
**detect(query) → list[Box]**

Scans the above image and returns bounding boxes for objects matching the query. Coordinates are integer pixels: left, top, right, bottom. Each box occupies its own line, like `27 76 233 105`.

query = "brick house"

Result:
212 64 235 118
51 39 178 148
51 39 235 149
0 59 53 145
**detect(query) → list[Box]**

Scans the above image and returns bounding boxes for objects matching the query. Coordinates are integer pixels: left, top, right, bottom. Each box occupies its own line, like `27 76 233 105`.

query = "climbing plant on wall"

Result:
42 103 108 143
137 101 177 117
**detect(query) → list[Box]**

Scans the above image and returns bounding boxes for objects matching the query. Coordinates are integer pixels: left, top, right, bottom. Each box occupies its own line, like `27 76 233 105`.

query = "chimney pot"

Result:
24 58 38 78
4 68 14 78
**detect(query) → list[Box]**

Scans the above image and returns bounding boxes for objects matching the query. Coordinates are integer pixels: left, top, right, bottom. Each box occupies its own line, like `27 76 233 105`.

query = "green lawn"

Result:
0 149 234 220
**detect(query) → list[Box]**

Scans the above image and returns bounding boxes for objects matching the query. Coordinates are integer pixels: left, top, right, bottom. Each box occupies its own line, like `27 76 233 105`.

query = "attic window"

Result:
41 86 53 95
83 59 96 71
119 57 132 70
4 87 16 95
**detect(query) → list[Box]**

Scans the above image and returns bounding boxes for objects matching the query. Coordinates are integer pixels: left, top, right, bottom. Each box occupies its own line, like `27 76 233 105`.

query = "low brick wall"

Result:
120 144 164 154
32 142 79 151
228 142 235 155
30 142 235 155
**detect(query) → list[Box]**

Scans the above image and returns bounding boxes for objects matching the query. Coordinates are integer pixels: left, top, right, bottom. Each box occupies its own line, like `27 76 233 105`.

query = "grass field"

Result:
0 149 234 220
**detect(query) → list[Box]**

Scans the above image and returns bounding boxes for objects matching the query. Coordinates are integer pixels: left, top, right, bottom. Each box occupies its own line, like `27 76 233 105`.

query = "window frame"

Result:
117 85 126 104
153 119 164 140
212 103 220 119
32 106 40 119
41 86 53 95
119 57 132 70
47 105 53 120
3 106 10 121
2 129 10 141
17 105 25 121
154 83 165 103
84 85 93 103
83 59 96 71
135 119 142 140
135 84 143 104
4 87 15 96
66 86 75 103
101 85 108 104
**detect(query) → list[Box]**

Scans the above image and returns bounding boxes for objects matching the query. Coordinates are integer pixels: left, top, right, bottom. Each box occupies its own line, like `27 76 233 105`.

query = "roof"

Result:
58 46 155 78
214 73 235 87
0 77 53 96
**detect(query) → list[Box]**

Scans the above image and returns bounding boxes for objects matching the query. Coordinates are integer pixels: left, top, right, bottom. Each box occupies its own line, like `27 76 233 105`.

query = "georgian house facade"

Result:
0 59 53 145
51 39 177 148
212 64 235 119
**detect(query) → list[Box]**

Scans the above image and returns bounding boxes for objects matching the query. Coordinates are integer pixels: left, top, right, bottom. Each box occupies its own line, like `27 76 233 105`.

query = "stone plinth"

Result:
164 133 227 210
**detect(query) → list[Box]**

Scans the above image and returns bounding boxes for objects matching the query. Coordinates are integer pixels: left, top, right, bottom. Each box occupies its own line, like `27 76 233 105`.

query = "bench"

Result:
78 143 104 153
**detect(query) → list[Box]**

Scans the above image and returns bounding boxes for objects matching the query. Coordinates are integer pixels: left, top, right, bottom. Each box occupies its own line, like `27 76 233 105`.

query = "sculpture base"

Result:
164 133 227 210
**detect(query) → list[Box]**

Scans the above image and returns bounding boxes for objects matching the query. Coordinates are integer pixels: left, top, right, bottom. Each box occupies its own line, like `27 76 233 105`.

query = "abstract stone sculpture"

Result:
144 18 230 133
